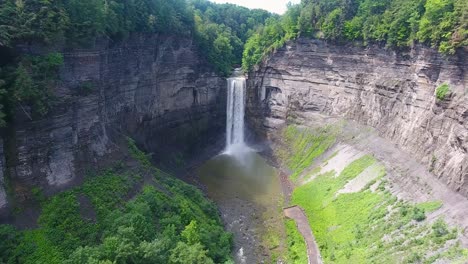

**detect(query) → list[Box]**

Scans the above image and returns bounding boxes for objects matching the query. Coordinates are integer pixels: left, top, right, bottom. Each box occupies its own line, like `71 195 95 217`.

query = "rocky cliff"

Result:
0 34 226 212
247 38 468 197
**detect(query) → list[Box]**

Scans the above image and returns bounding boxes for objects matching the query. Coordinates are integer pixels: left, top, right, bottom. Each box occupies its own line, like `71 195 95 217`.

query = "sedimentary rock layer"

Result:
247 38 467 196
1 34 225 209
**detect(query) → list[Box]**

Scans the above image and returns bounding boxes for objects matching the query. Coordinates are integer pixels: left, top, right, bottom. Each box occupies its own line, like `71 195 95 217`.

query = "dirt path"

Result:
284 206 322 264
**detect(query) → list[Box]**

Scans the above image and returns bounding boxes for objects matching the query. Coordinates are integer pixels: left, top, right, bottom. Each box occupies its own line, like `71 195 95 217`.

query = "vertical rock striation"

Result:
247 38 467 197
0 34 226 209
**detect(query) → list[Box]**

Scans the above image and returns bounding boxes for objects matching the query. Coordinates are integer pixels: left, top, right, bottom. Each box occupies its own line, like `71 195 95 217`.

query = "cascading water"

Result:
225 70 247 154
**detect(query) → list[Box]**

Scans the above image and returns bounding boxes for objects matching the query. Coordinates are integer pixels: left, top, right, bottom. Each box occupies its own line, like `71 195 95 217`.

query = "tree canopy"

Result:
242 0 468 70
0 0 465 125
0 141 234 264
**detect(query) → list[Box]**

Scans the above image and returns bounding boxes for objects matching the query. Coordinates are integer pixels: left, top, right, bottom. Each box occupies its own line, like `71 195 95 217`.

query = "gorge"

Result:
0 0 467 263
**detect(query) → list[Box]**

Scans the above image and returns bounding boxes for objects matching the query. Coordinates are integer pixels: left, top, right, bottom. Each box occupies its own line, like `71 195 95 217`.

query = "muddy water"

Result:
198 151 283 263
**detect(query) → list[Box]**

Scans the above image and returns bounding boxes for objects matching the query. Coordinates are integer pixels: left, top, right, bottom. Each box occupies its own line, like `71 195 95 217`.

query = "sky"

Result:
210 0 301 14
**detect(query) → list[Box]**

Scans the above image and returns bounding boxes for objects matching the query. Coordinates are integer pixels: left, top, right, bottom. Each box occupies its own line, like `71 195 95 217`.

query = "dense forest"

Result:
242 0 467 70
0 139 234 263
0 0 272 128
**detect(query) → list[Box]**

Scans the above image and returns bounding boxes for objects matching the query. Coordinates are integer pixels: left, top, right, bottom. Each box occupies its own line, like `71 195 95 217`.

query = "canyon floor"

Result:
194 118 468 263
271 119 468 263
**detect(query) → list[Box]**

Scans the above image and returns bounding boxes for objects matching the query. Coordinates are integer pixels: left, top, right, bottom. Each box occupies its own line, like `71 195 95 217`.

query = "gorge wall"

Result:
0 34 226 212
247 38 468 197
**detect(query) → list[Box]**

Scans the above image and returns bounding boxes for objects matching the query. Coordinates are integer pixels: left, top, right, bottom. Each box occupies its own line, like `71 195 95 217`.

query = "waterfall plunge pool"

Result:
198 150 284 263
196 69 285 263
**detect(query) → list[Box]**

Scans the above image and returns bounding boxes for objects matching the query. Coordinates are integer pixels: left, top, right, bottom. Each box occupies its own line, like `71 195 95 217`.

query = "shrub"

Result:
436 84 450 100
432 219 449 237
412 207 426 222
77 81 94 95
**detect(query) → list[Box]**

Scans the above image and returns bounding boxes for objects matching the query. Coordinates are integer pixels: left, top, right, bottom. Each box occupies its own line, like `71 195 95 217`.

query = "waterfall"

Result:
225 76 246 153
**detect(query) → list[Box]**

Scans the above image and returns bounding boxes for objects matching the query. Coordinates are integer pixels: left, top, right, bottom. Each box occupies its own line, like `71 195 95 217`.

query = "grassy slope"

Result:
275 125 337 263
276 125 337 183
285 219 308 264
280 125 468 263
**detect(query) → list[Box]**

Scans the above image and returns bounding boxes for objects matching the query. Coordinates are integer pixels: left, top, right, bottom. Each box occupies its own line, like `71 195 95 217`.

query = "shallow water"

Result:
198 151 282 263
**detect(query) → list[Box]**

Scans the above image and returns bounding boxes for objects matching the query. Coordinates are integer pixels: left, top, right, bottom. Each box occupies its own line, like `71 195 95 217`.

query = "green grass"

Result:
285 219 308 264
127 137 152 167
417 200 443 213
436 84 450 100
277 125 337 182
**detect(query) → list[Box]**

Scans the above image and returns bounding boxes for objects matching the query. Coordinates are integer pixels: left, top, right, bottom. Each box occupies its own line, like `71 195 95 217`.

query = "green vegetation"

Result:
417 200 443 212
275 124 467 263
285 219 308 263
242 0 468 70
192 0 273 74
290 154 467 263
276 125 337 182
0 52 63 125
259 194 287 263
0 140 233 264
436 83 451 100
0 0 193 47
243 5 301 70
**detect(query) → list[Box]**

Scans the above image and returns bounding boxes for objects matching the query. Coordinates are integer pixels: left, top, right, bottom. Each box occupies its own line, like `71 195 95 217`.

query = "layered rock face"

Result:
1 34 225 210
247 38 467 196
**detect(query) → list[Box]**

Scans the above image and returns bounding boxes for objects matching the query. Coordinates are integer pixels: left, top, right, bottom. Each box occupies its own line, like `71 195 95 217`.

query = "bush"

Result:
436 84 451 100
412 207 426 222
77 81 94 95
0 225 19 263
432 219 449 237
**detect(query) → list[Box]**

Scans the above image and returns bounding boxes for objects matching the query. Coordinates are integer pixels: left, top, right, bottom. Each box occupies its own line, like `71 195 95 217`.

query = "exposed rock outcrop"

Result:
247 38 468 197
0 34 226 211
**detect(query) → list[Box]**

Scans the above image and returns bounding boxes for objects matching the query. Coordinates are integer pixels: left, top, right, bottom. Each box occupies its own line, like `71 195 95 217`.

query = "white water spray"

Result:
225 72 248 155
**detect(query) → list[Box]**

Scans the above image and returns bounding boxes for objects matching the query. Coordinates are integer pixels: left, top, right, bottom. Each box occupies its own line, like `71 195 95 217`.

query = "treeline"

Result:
192 0 272 73
242 0 468 70
0 0 194 47
0 0 273 127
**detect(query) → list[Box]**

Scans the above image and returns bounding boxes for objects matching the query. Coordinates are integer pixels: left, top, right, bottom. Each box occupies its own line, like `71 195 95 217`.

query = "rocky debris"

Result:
336 160 383 194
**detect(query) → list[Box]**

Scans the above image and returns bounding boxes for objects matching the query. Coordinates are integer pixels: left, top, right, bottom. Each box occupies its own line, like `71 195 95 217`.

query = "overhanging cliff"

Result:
247 38 467 197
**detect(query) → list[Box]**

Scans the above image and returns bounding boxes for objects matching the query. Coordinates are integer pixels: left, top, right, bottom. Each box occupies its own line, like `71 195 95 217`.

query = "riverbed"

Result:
198 150 285 263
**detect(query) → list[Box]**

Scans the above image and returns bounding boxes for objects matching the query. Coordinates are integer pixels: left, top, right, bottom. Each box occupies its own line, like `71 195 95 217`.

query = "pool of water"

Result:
198 150 283 263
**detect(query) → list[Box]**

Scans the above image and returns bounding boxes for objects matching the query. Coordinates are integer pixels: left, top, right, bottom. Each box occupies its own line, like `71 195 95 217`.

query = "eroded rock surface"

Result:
247 38 467 197
1 34 225 210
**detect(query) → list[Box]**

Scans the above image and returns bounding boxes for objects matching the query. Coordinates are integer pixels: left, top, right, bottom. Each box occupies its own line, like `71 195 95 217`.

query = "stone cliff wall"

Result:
247 38 467 196
0 34 225 211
